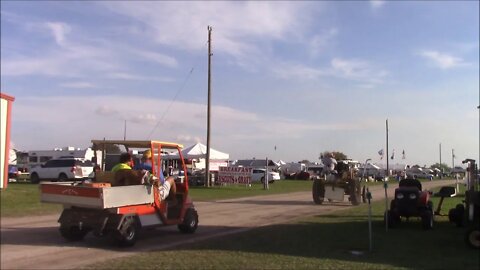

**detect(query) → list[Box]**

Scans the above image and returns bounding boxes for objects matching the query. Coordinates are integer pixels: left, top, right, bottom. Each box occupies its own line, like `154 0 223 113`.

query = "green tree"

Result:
430 163 450 172
300 159 310 164
320 151 348 161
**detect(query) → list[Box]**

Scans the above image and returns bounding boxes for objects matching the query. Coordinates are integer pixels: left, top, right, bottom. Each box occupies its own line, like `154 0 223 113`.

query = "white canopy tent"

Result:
173 142 229 160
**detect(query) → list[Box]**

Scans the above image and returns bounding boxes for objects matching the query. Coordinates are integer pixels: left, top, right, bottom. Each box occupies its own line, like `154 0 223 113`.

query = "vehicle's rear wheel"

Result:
465 228 480 249
178 208 199 233
59 224 89 241
58 173 68 182
312 178 325 205
112 216 139 247
30 173 40 184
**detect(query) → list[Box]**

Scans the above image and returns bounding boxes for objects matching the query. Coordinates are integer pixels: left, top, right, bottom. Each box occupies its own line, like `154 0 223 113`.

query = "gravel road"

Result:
0 180 454 269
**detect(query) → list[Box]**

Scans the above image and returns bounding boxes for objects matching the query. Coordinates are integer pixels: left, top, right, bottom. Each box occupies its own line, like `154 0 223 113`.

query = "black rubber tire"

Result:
178 208 199 234
59 225 89 241
361 186 367 203
421 210 434 230
312 179 325 205
30 173 40 184
350 193 360 205
449 204 465 227
58 173 68 182
112 216 138 247
465 228 480 249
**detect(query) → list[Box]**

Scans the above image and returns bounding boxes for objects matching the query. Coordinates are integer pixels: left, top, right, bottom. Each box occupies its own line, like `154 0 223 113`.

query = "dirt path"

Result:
0 180 454 269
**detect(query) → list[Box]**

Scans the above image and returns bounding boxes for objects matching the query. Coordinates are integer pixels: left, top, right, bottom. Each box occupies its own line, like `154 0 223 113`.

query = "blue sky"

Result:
1 1 479 167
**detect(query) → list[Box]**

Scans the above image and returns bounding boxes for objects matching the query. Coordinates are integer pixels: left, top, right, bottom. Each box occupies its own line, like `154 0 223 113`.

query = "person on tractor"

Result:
321 152 337 175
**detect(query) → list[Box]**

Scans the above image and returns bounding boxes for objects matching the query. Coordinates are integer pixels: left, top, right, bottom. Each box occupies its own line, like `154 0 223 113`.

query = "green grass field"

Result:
85 185 478 270
0 180 314 217
0 182 62 217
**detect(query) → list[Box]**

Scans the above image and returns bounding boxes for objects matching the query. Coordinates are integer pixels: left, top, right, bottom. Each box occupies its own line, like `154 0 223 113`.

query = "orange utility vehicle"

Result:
40 140 198 247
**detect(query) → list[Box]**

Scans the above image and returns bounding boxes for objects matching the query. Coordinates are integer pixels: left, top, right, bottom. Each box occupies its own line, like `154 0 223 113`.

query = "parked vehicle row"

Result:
29 158 94 184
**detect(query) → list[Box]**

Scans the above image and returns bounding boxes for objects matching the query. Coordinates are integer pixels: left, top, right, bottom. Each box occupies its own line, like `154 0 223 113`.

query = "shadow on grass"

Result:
172 215 479 269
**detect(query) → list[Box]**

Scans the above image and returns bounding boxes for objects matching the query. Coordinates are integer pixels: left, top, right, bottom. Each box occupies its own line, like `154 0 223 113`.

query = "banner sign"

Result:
218 166 252 184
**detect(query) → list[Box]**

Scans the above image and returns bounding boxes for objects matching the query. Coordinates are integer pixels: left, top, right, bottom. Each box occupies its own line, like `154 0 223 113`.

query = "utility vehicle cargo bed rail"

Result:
40 182 155 209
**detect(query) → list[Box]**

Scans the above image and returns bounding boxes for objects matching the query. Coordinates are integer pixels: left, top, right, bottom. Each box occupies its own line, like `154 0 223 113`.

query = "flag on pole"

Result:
378 149 384 160
402 150 405 159
391 149 395 160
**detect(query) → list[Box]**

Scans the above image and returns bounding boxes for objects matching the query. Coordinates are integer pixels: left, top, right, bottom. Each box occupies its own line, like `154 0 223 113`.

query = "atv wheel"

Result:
312 178 325 205
421 210 434 230
112 216 138 247
59 225 89 241
465 228 480 249
178 208 199 233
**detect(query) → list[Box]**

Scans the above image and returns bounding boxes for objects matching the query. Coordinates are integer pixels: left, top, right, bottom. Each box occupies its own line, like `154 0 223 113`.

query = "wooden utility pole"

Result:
439 143 442 166
124 120 127 140
205 25 212 187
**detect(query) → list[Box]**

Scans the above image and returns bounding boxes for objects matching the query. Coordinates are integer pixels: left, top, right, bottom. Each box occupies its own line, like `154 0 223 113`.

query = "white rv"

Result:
18 147 97 171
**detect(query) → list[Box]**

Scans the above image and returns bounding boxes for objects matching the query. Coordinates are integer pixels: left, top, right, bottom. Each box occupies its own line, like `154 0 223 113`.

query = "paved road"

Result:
0 180 454 269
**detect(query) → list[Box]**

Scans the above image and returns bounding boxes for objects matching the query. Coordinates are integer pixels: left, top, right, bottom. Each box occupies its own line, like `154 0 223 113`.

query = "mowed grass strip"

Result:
0 180 313 217
85 185 478 270
0 182 62 217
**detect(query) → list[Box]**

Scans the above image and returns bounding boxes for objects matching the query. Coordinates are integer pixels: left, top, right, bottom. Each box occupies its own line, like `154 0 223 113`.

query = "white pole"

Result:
384 179 388 232
264 157 269 190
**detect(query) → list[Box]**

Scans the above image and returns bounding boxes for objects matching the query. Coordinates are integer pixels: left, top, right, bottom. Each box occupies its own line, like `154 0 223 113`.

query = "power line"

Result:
146 41 208 140
146 67 194 139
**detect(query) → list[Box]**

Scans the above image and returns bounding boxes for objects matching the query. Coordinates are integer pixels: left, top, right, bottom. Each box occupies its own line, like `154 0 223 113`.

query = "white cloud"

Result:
102 2 316 66
419 50 467 69
309 28 338 57
130 49 178 68
273 63 325 80
330 58 387 84
59 81 96 88
95 105 118 116
370 0 386 9
11 95 372 155
107 72 174 82
45 22 71 46
130 113 157 124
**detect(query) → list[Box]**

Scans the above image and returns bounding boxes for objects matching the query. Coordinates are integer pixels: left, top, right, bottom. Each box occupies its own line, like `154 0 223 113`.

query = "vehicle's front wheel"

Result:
178 208 199 233
312 178 325 205
30 173 40 184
